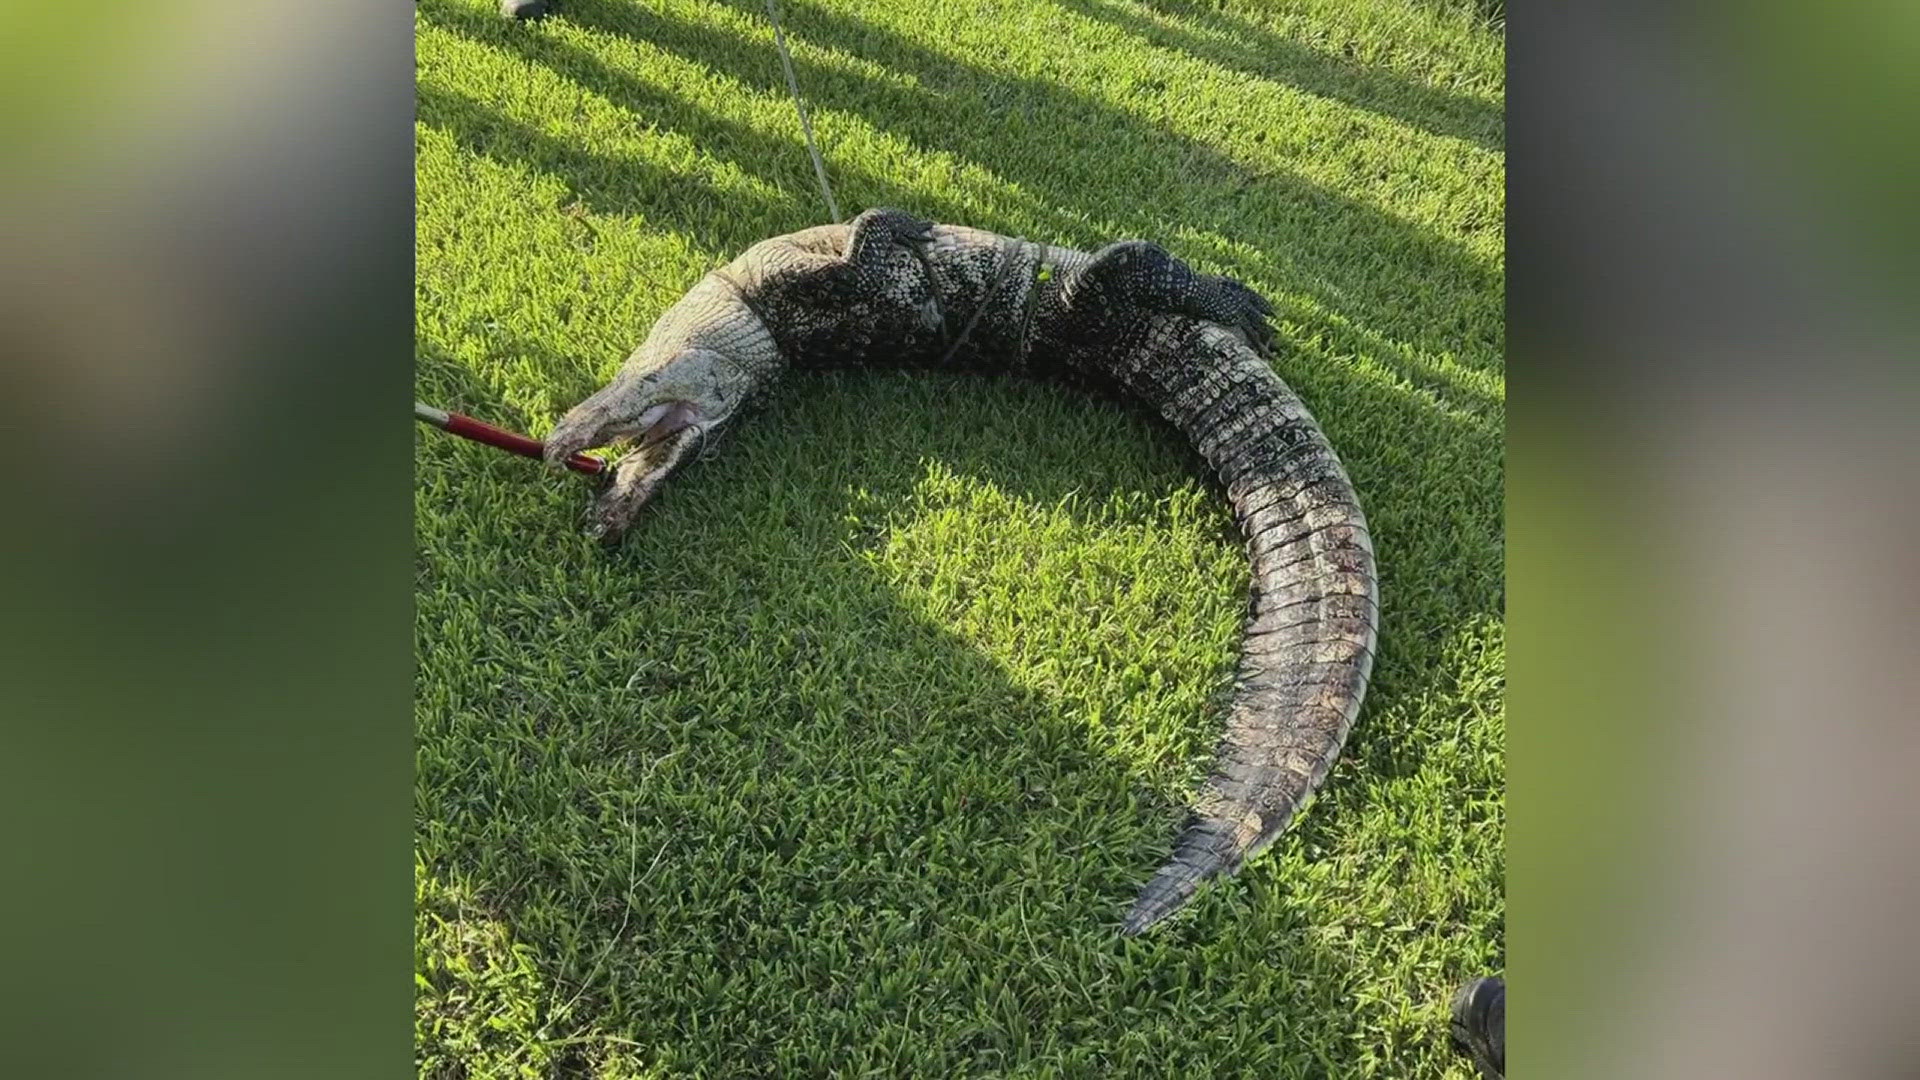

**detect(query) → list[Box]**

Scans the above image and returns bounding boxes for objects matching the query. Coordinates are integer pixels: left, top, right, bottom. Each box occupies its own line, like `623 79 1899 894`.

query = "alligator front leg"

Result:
842 206 935 265
766 207 946 366
842 207 942 335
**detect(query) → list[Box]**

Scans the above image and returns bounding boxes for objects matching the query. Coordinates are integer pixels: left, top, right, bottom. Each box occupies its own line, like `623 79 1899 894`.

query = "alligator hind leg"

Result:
843 207 935 267
1070 239 1275 357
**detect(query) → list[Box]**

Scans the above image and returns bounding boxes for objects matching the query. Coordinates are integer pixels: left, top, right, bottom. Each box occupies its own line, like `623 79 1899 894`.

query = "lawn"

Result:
414 0 1503 1075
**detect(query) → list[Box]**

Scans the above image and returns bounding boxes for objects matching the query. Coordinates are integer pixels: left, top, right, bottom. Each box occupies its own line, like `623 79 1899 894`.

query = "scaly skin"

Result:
544 209 1378 934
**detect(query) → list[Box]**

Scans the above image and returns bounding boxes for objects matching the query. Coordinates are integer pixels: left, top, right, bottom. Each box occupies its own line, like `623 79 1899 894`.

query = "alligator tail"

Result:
1112 316 1378 935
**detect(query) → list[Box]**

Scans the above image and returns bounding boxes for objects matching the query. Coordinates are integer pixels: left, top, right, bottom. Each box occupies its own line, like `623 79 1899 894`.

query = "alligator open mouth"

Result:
634 400 704 447
582 406 706 544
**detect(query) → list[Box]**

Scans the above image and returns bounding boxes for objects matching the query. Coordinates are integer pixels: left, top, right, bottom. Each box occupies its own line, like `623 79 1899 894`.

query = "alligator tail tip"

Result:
1120 863 1207 937
1121 817 1245 936
1120 901 1168 937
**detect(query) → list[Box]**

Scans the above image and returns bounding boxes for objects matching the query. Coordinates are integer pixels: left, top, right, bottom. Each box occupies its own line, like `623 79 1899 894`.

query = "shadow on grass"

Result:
1062 0 1504 152
418 0 1047 240
415 80 806 255
417 344 1499 1077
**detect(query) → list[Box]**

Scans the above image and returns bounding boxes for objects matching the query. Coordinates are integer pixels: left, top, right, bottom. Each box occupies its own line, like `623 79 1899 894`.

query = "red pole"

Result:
415 402 607 477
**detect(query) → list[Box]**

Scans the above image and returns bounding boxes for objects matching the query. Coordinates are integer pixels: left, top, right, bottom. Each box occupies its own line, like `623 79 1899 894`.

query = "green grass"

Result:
415 0 1503 1075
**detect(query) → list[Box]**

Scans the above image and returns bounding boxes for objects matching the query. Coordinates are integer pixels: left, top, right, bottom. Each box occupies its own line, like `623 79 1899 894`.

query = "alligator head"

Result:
542 347 747 543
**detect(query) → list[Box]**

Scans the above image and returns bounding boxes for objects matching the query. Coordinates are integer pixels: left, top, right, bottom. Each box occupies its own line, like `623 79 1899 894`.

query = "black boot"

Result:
501 0 550 18
1449 976 1505 1079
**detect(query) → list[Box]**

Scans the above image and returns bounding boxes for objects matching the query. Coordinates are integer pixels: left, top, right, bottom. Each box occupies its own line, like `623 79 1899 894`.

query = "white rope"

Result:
764 0 842 223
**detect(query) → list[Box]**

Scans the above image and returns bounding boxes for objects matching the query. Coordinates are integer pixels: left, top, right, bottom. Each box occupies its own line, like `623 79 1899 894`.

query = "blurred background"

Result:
1512 3 1920 1078
0 0 1914 1076
0 1 413 1075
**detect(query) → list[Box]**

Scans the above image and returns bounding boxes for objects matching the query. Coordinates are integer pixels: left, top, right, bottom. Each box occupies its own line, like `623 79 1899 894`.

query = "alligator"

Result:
543 208 1379 934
